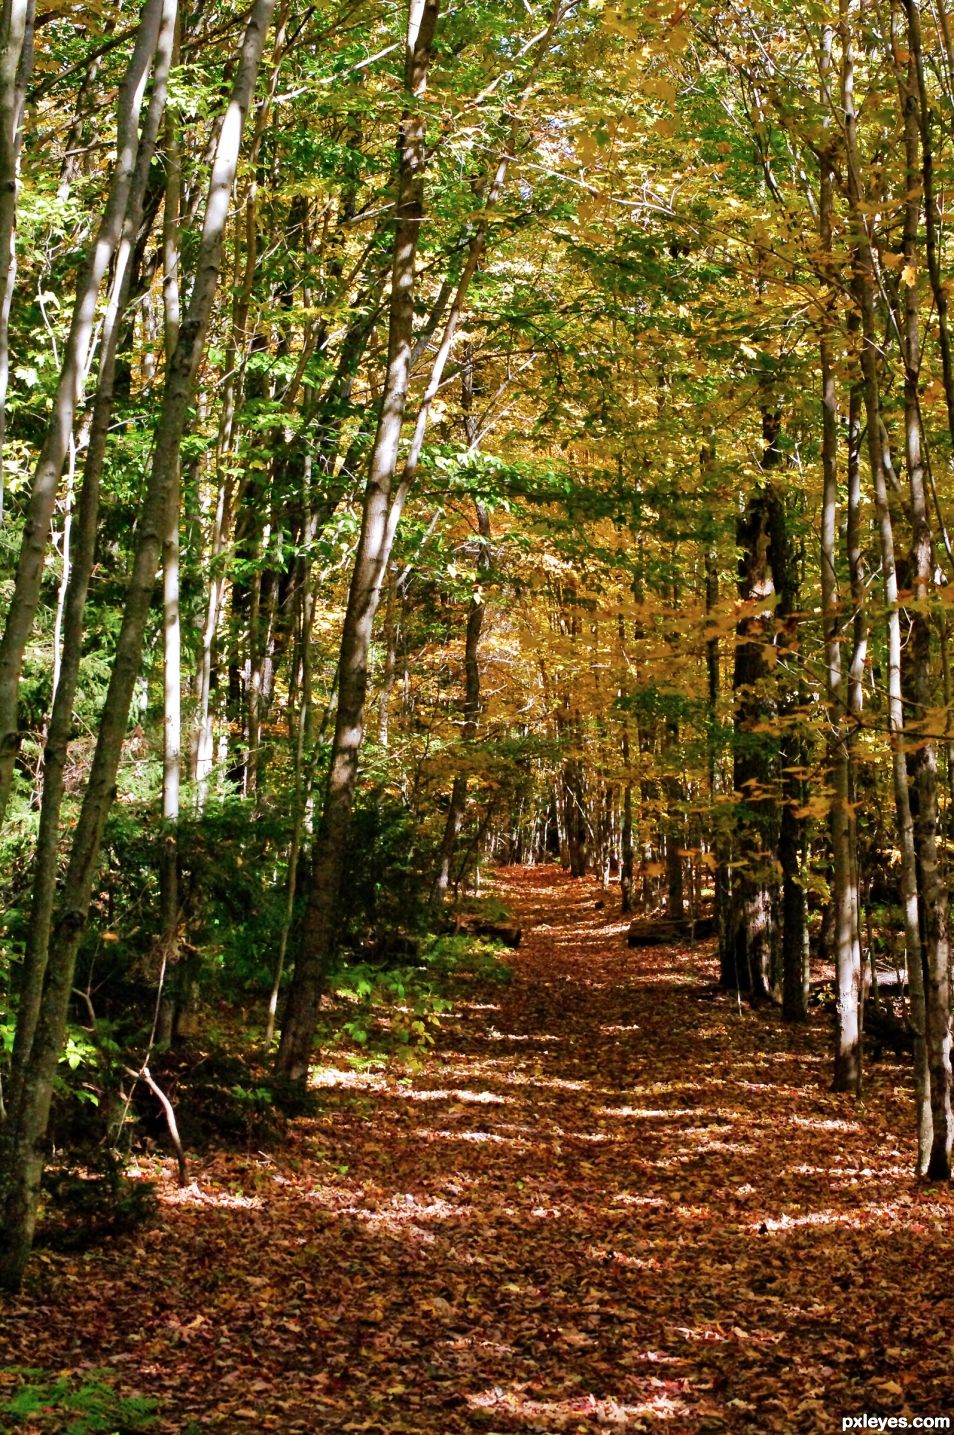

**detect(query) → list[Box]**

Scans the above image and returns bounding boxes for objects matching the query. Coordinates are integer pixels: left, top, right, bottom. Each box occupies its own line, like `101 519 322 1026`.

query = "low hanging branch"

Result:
123 1065 188 1189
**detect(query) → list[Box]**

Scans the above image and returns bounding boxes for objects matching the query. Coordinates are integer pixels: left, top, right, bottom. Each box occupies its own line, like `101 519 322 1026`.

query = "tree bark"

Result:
0 0 275 1291
726 409 782 1000
819 25 862 1075
896 31 952 1177
0 0 164 823
158 39 182 1046
277 0 442 1082
840 0 930 1162
433 479 492 900
0 0 34 524
4 0 177 1125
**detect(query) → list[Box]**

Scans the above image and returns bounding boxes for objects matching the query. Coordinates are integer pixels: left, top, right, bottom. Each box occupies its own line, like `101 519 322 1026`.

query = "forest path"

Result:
4 865 954 1433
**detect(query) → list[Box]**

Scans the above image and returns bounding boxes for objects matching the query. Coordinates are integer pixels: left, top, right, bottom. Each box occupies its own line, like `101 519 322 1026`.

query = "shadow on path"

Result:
2 865 953 1433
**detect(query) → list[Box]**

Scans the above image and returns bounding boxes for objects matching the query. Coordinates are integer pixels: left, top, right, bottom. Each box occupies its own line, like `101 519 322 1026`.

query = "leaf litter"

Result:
2 864 953 1433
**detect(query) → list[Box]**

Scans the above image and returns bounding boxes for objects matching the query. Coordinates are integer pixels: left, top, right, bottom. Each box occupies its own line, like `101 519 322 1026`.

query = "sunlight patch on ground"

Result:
415 1127 531 1148
790 1115 861 1133
487 1029 563 1042
399 1087 508 1104
499 1071 594 1092
586 1246 667 1271
161 1182 263 1210
600 1023 641 1034
467 1384 686 1426
551 1127 614 1142
310 1066 388 1091
600 1106 700 1119
788 1162 906 1178
304 1186 472 1238
749 1202 915 1232
683 1134 753 1154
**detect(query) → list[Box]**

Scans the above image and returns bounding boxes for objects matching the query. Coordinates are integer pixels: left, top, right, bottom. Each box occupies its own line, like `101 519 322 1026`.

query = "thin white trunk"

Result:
0 0 34 524
0 0 164 823
0 0 275 1292
840 0 929 1158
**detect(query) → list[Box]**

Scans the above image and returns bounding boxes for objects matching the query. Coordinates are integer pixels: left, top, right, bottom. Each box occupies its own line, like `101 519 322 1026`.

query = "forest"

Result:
1 0 954 1428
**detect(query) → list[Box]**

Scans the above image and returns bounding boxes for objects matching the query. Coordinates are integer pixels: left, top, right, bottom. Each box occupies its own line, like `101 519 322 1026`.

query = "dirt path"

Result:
3 865 954 1433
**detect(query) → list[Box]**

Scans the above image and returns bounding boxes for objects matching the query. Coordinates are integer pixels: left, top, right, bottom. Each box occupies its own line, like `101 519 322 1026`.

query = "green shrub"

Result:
36 1151 157 1253
423 933 514 986
0 1369 157 1433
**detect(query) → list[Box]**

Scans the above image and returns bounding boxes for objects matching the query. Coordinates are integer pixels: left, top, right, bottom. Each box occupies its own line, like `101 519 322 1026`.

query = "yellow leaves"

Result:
576 131 599 164
920 378 946 408
603 7 645 39
901 262 917 287
907 705 954 738
793 795 831 821
643 75 677 103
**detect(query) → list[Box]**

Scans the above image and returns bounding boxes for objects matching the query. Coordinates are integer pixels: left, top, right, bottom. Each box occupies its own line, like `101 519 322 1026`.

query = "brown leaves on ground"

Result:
2 865 954 1432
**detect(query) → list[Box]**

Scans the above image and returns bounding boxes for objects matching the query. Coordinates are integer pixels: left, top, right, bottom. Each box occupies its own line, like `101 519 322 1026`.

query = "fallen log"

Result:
627 915 716 948
451 915 522 948
473 921 522 949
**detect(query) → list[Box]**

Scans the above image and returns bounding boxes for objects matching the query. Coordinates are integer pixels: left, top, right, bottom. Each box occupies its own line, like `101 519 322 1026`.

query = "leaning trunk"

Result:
277 0 441 1082
0 0 275 1291
0 0 164 823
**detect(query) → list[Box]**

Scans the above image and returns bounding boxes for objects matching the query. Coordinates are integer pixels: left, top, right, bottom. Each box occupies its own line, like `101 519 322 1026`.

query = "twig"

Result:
123 1064 188 1188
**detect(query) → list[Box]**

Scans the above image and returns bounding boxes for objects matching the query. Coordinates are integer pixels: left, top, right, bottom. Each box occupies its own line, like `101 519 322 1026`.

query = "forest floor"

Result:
3 865 954 1433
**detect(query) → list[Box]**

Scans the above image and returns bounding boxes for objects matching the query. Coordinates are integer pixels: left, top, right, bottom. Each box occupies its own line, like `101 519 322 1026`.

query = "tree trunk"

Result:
818 33 861 1070
3 0 177 1124
433 497 491 900
0 0 34 523
664 720 684 922
840 0 931 1164
726 410 782 1000
0 0 275 1291
158 61 182 1047
277 0 442 1082
0 0 164 823
896 32 951 1177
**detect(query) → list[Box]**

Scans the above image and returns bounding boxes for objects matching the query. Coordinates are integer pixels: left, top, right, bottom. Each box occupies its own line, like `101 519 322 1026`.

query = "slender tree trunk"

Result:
277 0 441 1081
0 0 34 524
904 0 954 464
619 609 634 914
267 488 317 1044
2 0 177 1126
819 28 861 1073
897 35 952 1177
774 494 808 1024
158 61 182 1047
840 0 930 1165
0 0 165 824
377 563 398 747
727 410 782 1000
433 501 490 899
664 719 684 921
0 0 275 1291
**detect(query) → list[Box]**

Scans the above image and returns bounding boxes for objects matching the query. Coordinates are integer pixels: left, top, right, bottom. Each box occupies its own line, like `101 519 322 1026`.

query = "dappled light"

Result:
5 865 954 1431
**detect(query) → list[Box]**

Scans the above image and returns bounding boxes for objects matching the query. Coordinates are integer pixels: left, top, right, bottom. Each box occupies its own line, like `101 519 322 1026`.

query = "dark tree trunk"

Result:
725 409 782 1000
